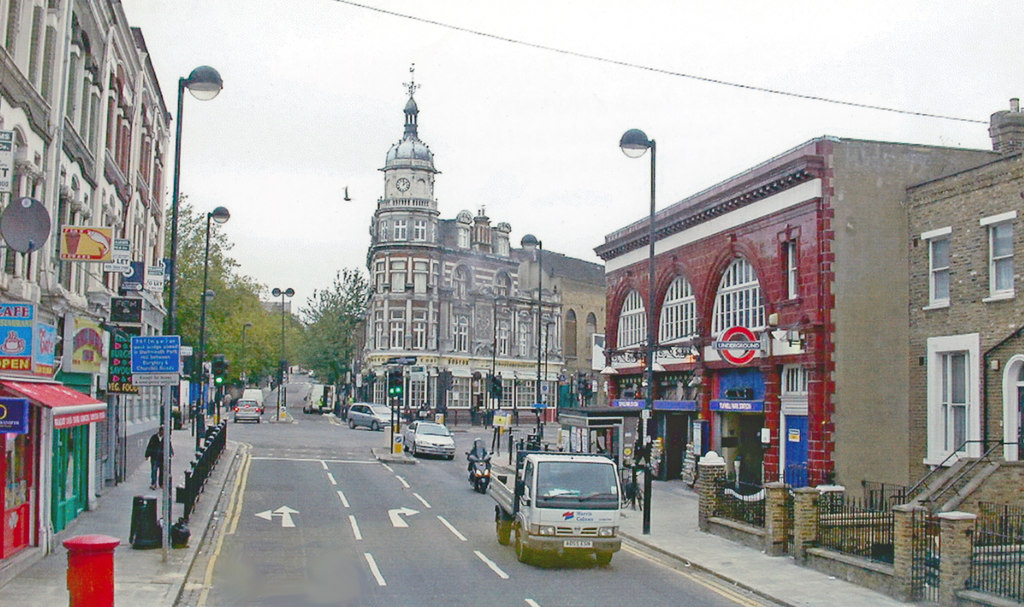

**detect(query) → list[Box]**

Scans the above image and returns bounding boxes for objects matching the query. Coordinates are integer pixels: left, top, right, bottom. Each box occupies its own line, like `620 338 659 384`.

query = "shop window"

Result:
711 258 764 335
617 290 645 348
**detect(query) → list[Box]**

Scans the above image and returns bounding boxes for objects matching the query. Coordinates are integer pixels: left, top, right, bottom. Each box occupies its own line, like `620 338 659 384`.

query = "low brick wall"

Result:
708 516 767 551
805 546 896 597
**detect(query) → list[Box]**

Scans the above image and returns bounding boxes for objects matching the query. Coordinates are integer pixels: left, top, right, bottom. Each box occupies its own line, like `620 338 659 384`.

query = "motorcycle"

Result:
468 453 492 494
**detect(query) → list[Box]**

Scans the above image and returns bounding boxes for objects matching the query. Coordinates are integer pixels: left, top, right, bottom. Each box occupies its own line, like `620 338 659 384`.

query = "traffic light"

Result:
387 368 403 398
488 374 502 399
211 355 228 385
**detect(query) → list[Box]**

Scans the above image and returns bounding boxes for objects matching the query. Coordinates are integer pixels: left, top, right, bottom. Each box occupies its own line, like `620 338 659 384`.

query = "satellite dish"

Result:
1 197 51 253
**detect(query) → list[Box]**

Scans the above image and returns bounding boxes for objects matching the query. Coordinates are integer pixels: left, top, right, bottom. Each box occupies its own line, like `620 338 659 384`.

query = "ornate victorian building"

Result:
362 81 564 419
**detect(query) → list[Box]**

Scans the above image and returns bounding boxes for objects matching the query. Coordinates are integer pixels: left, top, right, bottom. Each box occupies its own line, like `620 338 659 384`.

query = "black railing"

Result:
783 463 808 488
176 422 227 521
818 495 895 564
969 508 1024 602
716 480 765 528
909 509 940 602
861 480 908 510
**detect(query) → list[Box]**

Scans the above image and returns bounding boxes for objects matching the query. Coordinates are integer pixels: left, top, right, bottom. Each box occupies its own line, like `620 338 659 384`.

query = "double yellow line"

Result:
622 543 769 607
196 443 253 607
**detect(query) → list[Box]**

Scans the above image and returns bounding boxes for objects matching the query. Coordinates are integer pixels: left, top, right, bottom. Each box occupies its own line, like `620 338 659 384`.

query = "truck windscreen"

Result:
535 462 619 509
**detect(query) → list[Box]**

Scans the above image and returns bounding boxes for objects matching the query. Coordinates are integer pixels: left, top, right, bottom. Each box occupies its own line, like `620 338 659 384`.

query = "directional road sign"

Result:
130 336 181 374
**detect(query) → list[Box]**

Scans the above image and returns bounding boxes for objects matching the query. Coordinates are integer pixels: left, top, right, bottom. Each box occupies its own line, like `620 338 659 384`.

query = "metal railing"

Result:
176 421 227 521
818 495 895 564
905 440 1011 508
969 506 1024 602
910 509 940 602
716 479 765 528
861 480 908 510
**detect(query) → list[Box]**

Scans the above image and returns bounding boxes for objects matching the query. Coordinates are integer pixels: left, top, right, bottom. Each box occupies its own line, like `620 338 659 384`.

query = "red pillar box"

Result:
63 534 120 607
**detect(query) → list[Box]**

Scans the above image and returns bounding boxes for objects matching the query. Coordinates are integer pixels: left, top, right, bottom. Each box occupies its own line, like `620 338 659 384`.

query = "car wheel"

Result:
515 526 532 564
496 517 512 546
595 552 613 567
348 419 356 429
257 418 262 424
371 421 380 431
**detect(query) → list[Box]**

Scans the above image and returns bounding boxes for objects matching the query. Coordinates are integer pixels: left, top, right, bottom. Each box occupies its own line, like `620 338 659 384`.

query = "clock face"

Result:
396 177 411 192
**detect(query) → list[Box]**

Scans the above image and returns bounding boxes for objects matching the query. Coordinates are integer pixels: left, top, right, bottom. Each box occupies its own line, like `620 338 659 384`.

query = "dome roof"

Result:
384 93 438 172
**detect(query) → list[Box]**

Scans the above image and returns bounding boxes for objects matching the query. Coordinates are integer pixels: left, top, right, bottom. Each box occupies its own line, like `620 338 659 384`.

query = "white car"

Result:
403 421 455 459
233 400 261 423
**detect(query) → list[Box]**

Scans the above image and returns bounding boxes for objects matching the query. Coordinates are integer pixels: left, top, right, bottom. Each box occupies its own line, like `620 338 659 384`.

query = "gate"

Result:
910 510 940 602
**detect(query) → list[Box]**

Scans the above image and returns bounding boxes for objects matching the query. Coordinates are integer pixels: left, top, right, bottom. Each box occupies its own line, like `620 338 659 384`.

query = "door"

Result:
736 414 765 486
784 415 809 487
51 426 88 533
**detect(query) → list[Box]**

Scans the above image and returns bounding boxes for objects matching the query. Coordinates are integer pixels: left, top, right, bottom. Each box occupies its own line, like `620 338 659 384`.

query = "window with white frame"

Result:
374 310 384 349
453 315 469 352
412 309 427 349
450 378 470 408
389 309 405 349
782 365 808 395
617 290 645 348
711 258 765 335
457 227 469 249
785 240 799 299
659 277 696 343
983 214 1015 298
408 377 426 407
928 235 951 306
393 219 407 241
391 260 406 292
518 380 536 408
378 220 389 242
498 319 510 355
518 320 531 357
500 379 513 408
374 260 386 292
413 219 426 241
413 261 428 294
453 267 469 298
927 333 980 462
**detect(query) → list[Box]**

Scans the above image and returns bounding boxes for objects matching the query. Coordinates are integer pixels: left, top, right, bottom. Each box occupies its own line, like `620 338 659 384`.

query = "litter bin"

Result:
129 495 161 549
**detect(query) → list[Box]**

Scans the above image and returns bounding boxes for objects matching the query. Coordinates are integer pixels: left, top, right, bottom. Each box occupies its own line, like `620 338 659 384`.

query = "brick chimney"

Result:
989 98 1024 154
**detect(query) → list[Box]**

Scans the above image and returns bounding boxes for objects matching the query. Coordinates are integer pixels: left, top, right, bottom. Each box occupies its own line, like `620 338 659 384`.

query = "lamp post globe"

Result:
619 128 652 158
209 206 230 224
184 66 223 101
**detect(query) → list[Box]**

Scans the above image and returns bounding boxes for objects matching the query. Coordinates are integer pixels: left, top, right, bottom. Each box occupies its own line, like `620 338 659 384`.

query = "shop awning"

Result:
0 380 107 429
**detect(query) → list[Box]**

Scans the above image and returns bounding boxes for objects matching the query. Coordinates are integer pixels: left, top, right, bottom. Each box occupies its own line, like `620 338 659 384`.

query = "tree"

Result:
296 268 369 385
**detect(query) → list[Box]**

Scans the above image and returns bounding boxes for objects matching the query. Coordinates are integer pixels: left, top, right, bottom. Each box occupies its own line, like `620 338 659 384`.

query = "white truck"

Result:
489 451 622 565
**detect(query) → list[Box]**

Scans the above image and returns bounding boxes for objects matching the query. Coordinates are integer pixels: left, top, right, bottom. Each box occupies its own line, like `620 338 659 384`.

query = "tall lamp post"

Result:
620 128 656 535
240 321 253 385
272 287 294 421
197 206 230 449
169 66 223 336
520 234 544 438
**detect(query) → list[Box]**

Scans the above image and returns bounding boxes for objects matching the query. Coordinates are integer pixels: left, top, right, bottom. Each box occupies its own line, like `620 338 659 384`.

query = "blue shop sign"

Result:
611 399 697 411
710 400 765 412
611 399 644 408
0 397 29 434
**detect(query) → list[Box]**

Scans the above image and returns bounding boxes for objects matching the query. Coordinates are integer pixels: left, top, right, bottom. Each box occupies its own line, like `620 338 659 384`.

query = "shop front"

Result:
710 367 766 486
1 397 33 559
0 380 106 545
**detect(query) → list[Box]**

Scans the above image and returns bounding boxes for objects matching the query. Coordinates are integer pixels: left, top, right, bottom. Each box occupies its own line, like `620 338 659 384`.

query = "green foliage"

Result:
295 268 369 385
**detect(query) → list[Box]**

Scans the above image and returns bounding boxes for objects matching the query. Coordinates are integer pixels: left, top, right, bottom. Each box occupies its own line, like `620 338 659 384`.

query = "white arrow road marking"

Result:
395 475 410 489
364 553 386 586
349 515 362 541
388 507 419 528
255 506 298 528
413 492 431 508
437 516 466 541
327 472 337 485
337 490 350 508
474 550 510 580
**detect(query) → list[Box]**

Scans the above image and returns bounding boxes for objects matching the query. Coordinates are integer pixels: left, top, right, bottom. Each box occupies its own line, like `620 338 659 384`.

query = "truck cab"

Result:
491 451 621 566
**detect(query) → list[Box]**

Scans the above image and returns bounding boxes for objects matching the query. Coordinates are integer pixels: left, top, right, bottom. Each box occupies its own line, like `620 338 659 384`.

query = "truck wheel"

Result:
595 551 613 567
496 518 512 546
514 526 532 563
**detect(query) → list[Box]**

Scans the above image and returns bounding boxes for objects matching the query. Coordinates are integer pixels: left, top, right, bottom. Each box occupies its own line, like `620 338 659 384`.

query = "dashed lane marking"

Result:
413 492 431 508
327 472 337 485
395 475 410 488
365 553 386 586
349 515 362 541
437 516 467 541
320 460 329 470
525 600 541 607
474 550 510 580
337 490 350 508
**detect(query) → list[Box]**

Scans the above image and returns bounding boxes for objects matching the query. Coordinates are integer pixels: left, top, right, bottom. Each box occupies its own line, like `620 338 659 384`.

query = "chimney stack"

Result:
989 98 1024 154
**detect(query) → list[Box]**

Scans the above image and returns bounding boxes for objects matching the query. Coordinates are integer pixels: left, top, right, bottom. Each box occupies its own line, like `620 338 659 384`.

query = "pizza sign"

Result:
713 326 761 365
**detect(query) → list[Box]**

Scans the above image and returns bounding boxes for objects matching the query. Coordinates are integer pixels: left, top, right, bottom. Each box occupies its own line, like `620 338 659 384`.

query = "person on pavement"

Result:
145 427 173 490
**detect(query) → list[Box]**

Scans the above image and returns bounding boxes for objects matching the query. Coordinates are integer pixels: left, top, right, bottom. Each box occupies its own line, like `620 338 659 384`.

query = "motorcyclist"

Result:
467 437 488 472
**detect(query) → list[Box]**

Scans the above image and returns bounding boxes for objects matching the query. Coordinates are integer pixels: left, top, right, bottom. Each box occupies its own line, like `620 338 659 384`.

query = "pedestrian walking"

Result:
145 427 173 489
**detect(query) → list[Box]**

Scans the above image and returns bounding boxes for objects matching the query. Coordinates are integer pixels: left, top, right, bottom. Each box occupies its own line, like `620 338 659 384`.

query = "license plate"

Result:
563 539 593 548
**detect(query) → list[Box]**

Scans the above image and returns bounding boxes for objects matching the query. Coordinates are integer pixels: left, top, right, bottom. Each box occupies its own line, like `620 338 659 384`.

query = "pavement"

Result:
0 418 907 607
0 425 240 607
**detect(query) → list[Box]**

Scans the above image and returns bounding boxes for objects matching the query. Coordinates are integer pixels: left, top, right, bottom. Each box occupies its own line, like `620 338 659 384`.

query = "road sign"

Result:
0 131 13 194
131 336 181 374
713 326 760 366
255 506 298 528
386 356 417 365
132 373 178 386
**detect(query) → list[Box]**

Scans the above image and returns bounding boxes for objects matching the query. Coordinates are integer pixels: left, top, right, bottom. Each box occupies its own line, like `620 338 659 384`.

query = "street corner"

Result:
370 447 417 465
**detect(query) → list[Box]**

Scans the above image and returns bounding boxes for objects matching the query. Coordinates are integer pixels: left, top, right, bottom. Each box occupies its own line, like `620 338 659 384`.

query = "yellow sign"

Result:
60 226 113 261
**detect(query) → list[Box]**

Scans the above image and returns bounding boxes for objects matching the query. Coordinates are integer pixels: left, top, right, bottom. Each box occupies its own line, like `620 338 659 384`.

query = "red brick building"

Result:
597 137 996 489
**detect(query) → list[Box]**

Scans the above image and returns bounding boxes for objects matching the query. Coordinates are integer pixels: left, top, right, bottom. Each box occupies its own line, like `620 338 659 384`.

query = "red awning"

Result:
0 380 106 429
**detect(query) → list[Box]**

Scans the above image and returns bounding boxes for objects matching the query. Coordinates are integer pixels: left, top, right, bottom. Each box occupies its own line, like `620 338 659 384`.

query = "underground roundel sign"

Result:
714 326 761 365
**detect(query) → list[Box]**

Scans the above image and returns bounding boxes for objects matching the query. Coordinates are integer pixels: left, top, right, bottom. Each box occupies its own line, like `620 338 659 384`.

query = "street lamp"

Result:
620 127 656 535
272 287 295 421
521 234 544 439
168 66 223 336
241 322 253 385
197 206 230 447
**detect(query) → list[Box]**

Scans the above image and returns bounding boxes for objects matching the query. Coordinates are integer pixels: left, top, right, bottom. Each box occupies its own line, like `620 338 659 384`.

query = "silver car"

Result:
233 399 261 423
347 403 392 431
403 421 455 459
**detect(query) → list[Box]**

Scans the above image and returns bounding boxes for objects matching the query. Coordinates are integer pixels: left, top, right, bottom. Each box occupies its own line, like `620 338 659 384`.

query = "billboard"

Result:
59 226 113 261
64 315 105 374
0 303 34 372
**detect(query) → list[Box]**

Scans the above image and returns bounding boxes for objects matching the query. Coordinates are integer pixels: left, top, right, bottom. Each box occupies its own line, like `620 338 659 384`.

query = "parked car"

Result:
403 421 455 459
347 403 392 431
233 399 261 423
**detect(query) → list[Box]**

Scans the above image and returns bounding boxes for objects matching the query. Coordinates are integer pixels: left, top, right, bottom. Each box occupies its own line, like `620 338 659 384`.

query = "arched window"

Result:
453 266 470 298
494 272 511 298
711 258 765 335
565 309 578 358
617 290 645 348
660 276 696 343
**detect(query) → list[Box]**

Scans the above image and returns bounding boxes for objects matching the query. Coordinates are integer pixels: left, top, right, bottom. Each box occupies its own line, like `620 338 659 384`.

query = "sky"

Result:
120 0 1022 311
